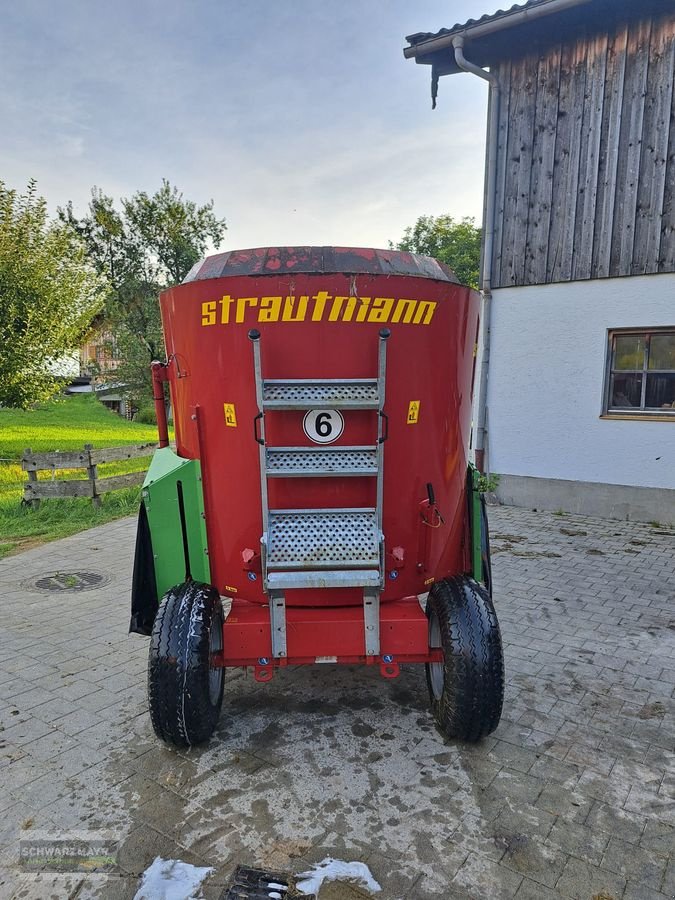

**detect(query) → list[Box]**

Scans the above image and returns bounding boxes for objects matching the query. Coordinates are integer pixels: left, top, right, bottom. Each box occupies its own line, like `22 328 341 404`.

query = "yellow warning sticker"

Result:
407 400 420 424
224 403 237 427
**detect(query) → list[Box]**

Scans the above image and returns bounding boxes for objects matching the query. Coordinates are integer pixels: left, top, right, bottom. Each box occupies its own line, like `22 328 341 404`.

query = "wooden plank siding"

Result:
490 10 675 287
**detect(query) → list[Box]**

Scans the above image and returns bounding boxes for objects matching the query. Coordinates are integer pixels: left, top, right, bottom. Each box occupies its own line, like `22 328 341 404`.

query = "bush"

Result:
135 405 157 425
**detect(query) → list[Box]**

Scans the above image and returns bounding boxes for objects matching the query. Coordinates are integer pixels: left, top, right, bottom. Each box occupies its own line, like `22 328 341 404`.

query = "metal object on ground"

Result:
220 865 314 900
34 572 105 592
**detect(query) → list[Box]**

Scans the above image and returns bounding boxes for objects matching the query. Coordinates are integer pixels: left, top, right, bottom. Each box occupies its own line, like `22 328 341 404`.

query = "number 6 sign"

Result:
303 409 344 444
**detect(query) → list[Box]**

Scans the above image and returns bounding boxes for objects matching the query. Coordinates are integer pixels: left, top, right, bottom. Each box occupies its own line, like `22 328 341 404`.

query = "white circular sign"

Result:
303 409 344 444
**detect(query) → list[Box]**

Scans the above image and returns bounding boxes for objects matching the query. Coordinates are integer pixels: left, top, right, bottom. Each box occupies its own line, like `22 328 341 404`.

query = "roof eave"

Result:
403 0 593 61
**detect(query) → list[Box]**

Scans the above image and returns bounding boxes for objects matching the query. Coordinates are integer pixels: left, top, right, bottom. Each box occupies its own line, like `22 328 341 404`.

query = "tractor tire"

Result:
425 575 504 742
148 581 224 747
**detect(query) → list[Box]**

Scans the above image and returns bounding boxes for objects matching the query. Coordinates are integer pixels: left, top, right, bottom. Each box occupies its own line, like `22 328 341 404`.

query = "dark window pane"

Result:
613 334 645 370
609 373 643 408
645 373 675 409
648 334 675 370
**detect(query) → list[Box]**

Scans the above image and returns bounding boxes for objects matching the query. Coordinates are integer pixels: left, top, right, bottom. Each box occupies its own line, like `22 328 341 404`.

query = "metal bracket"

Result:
363 588 380 656
269 590 287 658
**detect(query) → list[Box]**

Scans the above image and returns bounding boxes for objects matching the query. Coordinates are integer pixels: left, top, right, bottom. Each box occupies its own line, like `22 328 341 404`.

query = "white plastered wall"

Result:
484 273 675 490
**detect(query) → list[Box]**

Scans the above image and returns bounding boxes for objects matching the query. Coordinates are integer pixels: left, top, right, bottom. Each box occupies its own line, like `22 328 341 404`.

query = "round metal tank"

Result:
160 246 480 607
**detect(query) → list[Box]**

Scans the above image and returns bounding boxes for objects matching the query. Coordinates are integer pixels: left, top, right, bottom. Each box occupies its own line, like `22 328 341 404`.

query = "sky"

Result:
0 1 512 253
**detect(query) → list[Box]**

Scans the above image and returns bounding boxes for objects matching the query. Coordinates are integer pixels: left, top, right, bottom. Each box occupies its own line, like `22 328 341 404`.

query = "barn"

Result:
405 0 675 522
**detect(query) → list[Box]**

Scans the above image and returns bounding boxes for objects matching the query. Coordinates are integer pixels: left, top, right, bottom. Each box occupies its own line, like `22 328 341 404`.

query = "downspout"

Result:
452 36 499 474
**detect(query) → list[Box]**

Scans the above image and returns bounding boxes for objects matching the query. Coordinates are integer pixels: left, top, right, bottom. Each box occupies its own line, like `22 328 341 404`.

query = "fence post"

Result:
24 448 40 510
84 444 101 508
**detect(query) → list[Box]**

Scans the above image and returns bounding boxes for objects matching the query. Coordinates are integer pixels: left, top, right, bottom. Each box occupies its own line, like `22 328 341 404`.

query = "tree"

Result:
0 180 106 408
61 180 226 407
392 215 482 289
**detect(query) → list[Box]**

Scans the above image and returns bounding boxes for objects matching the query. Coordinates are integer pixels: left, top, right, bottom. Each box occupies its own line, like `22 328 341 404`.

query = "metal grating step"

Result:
266 508 380 570
266 446 378 477
262 378 379 410
267 569 381 589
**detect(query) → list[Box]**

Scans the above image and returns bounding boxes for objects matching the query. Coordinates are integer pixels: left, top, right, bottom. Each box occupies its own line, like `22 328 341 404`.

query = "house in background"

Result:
66 328 132 417
405 0 675 522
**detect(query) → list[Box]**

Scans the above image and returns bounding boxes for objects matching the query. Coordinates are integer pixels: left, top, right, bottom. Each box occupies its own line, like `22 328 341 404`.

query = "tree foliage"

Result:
0 180 106 408
61 180 226 406
392 215 482 289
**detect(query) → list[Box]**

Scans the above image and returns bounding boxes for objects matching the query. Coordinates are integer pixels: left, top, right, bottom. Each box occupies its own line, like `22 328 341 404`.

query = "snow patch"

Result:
133 857 214 900
296 858 381 895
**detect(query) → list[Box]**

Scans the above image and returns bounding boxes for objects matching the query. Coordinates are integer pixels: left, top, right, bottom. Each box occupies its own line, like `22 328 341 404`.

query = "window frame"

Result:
602 327 675 420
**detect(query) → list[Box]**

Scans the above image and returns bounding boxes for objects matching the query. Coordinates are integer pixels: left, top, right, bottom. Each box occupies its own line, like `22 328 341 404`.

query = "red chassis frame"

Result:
215 594 444 682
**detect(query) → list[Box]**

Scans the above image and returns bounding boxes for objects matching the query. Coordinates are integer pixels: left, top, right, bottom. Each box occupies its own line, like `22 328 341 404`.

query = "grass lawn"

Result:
0 394 164 559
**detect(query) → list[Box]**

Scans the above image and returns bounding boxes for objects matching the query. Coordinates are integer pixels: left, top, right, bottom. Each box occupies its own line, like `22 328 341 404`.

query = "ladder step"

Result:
266 446 378 477
262 379 379 410
267 570 381 589
266 508 380 570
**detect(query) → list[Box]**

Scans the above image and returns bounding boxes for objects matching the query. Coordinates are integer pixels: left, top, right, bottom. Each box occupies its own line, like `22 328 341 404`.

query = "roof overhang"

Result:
404 0 651 75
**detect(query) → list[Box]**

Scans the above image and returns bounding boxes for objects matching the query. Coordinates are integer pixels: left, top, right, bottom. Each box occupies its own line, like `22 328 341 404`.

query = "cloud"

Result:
1 0 493 249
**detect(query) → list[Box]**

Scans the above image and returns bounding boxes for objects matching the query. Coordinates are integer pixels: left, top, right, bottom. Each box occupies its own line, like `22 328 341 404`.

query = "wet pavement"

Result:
0 507 673 899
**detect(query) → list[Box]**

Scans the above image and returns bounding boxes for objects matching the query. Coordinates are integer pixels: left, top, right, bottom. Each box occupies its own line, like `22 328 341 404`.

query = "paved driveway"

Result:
0 508 673 899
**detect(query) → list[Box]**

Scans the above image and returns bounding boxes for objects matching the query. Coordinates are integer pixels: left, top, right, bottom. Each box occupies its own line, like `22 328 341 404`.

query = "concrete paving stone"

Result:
498 833 568 889
451 850 524 898
564 745 616 777
624 786 675 825
9 769 74 810
492 804 557 844
584 799 648 845
514 875 568 899
51 708 105 737
623 879 672 900
48 744 100 779
6 872 86 899
0 717 53 747
489 739 540 775
528 755 581 787
601 834 668 890
29 696 82 724
486 768 545 806
555 855 624 898
22 728 79 763
535 783 594 824
545 817 611 866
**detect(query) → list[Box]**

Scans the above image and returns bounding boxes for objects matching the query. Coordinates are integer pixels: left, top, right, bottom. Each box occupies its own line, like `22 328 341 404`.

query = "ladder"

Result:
248 328 390 660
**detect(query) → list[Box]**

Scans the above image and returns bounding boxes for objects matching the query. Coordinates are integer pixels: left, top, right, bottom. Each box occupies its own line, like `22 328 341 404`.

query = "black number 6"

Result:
316 412 332 437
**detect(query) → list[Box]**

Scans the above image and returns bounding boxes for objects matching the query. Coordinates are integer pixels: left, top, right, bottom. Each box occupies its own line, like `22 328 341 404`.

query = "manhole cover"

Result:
33 572 107 592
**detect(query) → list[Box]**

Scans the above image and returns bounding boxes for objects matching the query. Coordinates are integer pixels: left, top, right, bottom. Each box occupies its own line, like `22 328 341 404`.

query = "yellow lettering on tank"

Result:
413 300 437 325
219 295 234 324
355 297 371 322
258 296 282 322
329 296 357 322
236 297 258 323
310 291 331 321
391 298 417 324
201 300 216 326
367 298 394 323
282 295 309 322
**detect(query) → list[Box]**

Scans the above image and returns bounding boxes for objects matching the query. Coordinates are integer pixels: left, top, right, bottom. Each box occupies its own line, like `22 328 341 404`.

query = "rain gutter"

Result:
403 0 592 59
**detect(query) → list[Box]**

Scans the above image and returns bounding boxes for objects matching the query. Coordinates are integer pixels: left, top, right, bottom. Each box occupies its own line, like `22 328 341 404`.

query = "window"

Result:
604 329 675 417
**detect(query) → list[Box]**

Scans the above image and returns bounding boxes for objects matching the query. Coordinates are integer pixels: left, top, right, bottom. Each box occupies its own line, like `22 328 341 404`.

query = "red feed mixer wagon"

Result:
130 246 504 747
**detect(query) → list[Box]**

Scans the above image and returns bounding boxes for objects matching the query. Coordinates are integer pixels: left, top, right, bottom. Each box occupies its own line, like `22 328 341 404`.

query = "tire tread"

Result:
426 575 504 742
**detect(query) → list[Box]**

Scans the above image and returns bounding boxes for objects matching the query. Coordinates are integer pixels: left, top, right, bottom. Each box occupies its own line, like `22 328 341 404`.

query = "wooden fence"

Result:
22 443 157 508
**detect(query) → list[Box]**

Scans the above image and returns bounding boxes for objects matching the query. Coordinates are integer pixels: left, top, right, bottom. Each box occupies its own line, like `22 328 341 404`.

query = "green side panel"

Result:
469 463 483 583
141 447 210 599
